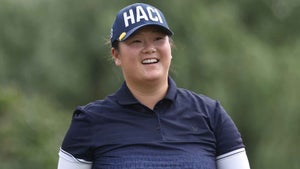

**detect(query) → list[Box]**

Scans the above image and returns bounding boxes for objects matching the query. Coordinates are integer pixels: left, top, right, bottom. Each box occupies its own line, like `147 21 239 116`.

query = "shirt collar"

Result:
115 76 177 105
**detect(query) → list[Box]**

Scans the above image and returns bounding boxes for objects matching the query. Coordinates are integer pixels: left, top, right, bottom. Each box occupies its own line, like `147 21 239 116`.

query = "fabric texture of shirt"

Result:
61 77 244 169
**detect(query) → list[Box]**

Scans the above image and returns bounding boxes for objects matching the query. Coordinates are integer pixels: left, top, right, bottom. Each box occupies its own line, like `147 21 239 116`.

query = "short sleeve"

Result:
212 101 244 156
61 107 94 162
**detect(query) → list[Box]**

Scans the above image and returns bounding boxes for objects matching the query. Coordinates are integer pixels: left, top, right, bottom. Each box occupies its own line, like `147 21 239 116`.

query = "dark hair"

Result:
111 40 119 51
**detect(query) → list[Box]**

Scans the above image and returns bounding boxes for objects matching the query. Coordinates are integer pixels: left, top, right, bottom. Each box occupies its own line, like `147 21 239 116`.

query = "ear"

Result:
111 48 121 66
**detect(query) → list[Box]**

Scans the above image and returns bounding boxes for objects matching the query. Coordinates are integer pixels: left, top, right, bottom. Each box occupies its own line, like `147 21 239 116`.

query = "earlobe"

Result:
115 59 121 66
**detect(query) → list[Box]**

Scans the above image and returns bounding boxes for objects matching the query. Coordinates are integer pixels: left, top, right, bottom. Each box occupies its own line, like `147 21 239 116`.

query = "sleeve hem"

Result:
216 148 251 169
216 147 245 160
59 148 93 164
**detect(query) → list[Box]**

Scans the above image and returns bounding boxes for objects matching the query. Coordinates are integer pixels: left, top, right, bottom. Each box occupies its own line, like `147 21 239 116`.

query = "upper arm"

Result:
212 101 245 155
210 101 250 168
61 108 94 161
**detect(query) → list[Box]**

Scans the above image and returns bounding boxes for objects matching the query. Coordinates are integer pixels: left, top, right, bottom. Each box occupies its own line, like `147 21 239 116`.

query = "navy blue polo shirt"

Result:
61 77 244 169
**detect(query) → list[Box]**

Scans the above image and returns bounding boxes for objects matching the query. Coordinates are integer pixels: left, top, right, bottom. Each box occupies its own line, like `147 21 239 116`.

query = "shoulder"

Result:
74 96 119 118
77 99 107 113
177 87 216 103
176 87 218 112
61 98 118 159
177 88 245 155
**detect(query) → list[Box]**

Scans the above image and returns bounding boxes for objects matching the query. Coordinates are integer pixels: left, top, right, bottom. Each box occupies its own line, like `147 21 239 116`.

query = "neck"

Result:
126 78 169 110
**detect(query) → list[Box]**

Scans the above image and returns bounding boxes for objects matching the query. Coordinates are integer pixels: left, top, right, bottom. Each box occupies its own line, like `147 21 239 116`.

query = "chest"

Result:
90 104 217 168
91 104 216 147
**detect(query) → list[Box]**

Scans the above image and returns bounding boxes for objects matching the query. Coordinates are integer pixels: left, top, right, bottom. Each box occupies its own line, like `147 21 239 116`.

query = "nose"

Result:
142 40 156 54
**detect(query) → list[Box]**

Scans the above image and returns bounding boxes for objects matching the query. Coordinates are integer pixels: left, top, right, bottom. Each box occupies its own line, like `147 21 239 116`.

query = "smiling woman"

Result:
57 3 251 169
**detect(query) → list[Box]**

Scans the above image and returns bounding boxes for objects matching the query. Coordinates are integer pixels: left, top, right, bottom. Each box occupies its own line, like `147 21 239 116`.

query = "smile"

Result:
142 58 159 64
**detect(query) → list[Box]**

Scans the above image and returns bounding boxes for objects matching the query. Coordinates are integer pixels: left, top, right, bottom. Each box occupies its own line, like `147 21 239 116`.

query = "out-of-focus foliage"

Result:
0 0 299 168
0 85 69 169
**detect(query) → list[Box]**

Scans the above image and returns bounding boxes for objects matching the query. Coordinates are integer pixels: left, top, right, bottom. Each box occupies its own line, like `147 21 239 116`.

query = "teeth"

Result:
142 58 158 64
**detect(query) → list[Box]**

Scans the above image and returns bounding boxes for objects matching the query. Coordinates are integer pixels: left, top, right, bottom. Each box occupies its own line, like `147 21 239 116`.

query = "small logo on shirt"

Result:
192 126 199 132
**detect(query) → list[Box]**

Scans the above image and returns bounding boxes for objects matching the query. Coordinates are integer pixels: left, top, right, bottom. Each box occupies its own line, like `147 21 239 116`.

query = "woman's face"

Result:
112 26 172 85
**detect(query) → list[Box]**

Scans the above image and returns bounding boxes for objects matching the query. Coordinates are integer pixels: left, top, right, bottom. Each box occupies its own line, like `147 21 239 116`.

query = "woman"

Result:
57 3 251 169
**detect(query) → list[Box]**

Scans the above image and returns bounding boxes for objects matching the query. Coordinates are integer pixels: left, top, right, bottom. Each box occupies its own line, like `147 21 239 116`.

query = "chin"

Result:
143 74 167 82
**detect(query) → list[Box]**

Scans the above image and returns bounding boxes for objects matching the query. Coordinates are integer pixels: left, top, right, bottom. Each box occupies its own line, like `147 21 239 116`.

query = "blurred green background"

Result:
0 0 299 168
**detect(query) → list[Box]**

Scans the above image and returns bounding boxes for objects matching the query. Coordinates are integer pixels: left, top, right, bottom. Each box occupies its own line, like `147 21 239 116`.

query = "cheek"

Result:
117 51 139 68
161 45 172 60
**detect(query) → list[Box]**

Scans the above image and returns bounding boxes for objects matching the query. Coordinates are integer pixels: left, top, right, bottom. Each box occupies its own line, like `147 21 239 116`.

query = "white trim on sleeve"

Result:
216 148 251 169
57 148 92 169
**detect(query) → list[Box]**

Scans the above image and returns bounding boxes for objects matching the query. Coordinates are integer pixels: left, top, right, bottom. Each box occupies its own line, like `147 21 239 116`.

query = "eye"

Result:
154 33 167 41
127 37 142 44
132 39 142 43
125 39 142 46
155 37 163 41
